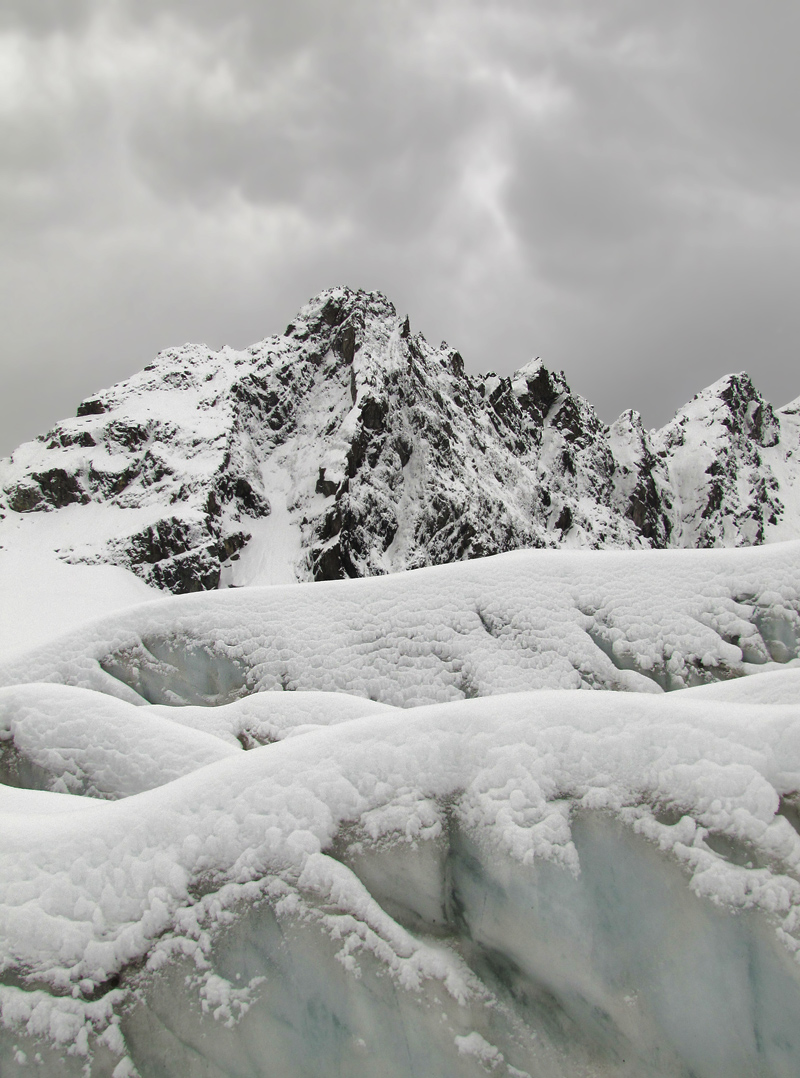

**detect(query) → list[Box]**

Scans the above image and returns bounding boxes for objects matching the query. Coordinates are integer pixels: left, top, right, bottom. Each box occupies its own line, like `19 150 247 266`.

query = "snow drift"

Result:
3 542 800 1075
3 541 800 706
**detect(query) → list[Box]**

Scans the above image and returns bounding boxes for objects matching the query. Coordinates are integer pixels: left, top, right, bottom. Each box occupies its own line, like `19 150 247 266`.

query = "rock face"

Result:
2 286 800 593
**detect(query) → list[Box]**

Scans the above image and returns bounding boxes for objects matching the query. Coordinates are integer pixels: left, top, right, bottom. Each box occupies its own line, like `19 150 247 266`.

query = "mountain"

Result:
2 286 799 594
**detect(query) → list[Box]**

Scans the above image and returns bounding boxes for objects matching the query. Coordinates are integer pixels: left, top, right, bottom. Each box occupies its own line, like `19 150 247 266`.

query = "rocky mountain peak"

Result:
653 371 787 547
2 287 799 594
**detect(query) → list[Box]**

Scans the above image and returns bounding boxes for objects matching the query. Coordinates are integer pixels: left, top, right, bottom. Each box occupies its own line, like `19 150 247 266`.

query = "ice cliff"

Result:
2 286 799 594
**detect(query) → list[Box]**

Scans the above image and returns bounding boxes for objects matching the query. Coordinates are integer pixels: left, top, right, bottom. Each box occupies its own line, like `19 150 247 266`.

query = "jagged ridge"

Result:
2 286 799 593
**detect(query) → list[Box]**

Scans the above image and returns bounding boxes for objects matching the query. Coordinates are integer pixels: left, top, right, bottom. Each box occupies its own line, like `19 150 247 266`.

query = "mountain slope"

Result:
2 286 799 593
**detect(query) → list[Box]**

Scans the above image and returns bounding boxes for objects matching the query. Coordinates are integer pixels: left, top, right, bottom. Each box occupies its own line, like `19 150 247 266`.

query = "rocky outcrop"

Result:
2 287 799 593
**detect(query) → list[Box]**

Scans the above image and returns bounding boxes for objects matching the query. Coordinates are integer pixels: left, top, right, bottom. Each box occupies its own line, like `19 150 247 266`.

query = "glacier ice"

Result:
3 686 800 1074
3 543 800 1074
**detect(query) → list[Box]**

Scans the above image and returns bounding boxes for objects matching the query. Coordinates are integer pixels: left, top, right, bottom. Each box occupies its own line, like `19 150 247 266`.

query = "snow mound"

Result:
0 683 237 798
2 689 800 1075
683 665 800 705
147 689 396 747
4 541 800 1074
3 541 800 705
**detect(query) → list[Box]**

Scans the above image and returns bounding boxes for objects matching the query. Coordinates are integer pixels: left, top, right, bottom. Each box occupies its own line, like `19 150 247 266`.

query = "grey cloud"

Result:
1 0 799 456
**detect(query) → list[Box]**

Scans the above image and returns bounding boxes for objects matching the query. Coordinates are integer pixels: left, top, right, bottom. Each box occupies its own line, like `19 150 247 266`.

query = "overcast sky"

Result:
1 0 799 456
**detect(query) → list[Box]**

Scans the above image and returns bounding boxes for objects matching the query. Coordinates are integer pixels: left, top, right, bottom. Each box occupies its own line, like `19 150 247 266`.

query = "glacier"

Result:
3 541 800 705
3 544 800 1075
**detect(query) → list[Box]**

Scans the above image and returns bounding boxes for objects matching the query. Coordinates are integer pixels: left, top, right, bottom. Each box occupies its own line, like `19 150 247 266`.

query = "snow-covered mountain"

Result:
2 286 799 594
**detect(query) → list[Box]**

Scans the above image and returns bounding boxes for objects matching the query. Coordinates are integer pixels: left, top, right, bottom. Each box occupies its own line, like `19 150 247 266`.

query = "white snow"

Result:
3 540 800 706
0 505 162 657
148 689 396 747
3 540 800 1074
224 462 303 587
2 687 800 1074
683 665 800 705
0 683 237 798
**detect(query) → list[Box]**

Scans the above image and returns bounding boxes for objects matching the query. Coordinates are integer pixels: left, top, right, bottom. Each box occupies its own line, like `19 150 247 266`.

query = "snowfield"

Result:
2 540 800 707
2 542 800 1076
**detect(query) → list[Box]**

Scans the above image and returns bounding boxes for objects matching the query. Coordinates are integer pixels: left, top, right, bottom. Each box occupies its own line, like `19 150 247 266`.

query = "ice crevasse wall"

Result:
3 544 800 1075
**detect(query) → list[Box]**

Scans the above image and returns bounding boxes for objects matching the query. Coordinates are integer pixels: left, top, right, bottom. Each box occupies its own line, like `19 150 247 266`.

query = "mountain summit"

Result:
2 286 799 593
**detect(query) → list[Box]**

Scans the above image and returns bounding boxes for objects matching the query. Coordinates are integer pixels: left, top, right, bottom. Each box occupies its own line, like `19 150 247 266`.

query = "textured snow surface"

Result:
3 688 800 1075
0 684 237 798
2 542 800 1075
3 541 800 706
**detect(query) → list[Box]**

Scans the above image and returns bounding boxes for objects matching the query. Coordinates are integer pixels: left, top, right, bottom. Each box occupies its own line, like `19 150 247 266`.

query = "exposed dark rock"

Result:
318 505 342 542
235 478 270 517
32 468 87 508
213 474 270 518
312 543 346 581
105 419 150 450
125 518 197 566
556 505 572 532
5 483 43 513
316 469 339 498
150 546 221 593
335 323 357 364
320 297 347 328
89 463 140 497
217 532 250 561
76 399 106 416
395 436 413 467
516 364 561 419
49 429 97 449
360 398 386 431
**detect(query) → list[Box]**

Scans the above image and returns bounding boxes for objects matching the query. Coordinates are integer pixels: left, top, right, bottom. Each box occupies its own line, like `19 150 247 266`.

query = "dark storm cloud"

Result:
1 0 799 456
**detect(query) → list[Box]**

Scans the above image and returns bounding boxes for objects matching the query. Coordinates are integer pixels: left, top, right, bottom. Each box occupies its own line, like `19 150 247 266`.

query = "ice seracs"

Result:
3 677 800 1075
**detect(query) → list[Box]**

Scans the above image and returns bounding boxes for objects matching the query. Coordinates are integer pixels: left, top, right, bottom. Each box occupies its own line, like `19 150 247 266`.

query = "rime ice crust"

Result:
2 287 799 595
